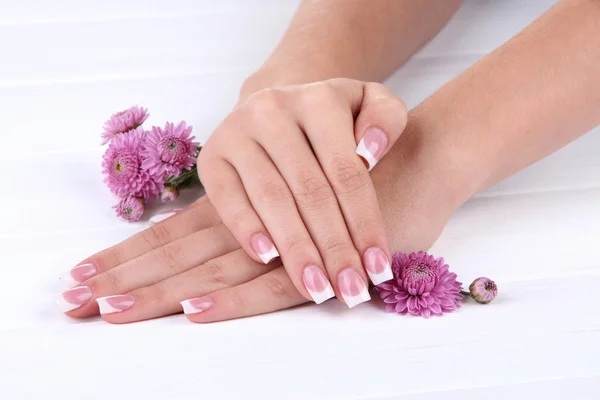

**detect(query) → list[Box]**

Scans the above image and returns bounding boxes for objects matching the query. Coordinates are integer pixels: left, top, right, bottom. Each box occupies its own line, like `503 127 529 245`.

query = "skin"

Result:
62 0 600 323
199 79 408 306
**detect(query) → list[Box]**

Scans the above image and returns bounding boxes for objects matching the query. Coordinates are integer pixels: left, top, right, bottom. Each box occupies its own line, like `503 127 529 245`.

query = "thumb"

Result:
353 82 408 171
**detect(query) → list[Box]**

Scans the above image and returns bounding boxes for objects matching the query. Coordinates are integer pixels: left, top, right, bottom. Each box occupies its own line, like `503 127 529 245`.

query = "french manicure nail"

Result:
337 269 371 308
302 265 335 304
363 247 393 285
355 127 388 171
57 286 93 312
251 233 279 264
96 295 136 315
180 297 214 314
149 208 184 225
66 262 97 286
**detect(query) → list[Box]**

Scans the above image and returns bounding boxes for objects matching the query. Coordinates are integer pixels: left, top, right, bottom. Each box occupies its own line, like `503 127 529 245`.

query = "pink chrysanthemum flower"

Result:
141 122 199 178
114 196 145 222
375 251 463 318
101 106 149 145
102 128 163 200
469 277 498 304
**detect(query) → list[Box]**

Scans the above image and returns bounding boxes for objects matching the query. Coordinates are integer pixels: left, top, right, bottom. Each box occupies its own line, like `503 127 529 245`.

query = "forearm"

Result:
396 0 600 201
241 0 462 100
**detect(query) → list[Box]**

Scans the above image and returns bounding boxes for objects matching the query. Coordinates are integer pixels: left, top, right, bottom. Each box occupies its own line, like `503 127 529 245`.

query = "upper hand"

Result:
198 78 407 307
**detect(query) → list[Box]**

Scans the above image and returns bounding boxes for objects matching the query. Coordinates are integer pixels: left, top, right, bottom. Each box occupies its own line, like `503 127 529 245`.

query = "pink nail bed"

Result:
302 265 335 304
337 268 371 308
96 295 136 315
181 297 214 314
69 263 97 284
363 247 393 285
58 286 93 312
355 127 388 171
251 233 279 264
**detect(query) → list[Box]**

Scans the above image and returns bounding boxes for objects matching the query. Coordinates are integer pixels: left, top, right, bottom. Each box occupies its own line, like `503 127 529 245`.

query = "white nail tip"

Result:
258 247 280 264
342 286 371 309
180 300 211 315
367 264 394 286
180 300 197 314
307 284 336 305
61 272 80 288
149 209 183 225
96 296 135 315
57 296 83 313
355 139 378 171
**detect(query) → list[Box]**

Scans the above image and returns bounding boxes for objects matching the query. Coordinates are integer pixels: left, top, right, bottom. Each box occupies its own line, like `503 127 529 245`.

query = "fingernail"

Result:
355 127 388 171
302 265 335 304
363 247 393 285
337 269 371 308
57 286 93 312
96 295 136 315
181 297 214 314
251 233 279 264
66 263 97 286
149 208 184 225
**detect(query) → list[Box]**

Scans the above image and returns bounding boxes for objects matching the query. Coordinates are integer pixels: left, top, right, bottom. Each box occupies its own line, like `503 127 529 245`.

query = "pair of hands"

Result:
60 79 454 323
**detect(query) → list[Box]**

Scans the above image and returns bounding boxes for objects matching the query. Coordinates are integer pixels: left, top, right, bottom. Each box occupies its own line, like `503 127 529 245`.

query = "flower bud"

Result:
468 277 498 304
160 185 179 203
115 196 145 222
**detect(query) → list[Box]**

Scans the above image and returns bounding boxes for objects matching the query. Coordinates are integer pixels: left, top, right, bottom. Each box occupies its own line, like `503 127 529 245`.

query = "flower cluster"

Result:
101 106 200 221
375 251 498 318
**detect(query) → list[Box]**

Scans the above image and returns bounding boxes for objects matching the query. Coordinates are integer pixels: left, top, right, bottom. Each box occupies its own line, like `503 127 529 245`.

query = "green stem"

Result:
166 165 200 188
164 146 204 188
460 290 471 297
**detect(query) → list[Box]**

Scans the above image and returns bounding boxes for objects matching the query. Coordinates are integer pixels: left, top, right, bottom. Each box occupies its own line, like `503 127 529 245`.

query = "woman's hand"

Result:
59 110 463 324
59 197 306 323
198 78 407 307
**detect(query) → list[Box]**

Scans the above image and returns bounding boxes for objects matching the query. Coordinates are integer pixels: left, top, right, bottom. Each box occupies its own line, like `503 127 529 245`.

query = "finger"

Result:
216 135 329 304
330 79 408 171
95 250 279 324
198 146 279 266
60 224 238 318
183 266 307 323
292 80 397 286
65 196 220 286
247 94 368 307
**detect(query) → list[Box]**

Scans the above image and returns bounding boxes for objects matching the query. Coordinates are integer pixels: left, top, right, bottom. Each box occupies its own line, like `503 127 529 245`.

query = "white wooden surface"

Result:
1 1 599 399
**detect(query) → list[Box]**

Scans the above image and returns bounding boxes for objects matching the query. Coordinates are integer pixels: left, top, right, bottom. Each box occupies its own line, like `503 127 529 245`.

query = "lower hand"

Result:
59 113 466 323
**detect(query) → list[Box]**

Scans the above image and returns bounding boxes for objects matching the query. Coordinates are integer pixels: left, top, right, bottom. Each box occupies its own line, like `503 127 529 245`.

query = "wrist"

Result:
373 108 486 215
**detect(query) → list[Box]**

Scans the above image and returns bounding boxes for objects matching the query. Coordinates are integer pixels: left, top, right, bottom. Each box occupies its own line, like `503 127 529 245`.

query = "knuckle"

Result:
350 216 380 238
303 83 340 105
245 88 286 117
228 291 247 312
143 282 168 305
283 235 314 256
227 207 255 230
260 275 288 299
330 158 370 195
292 175 332 207
326 77 352 88
155 244 184 273
139 224 173 249
203 259 230 288
321 236 353 256
259 181 291 205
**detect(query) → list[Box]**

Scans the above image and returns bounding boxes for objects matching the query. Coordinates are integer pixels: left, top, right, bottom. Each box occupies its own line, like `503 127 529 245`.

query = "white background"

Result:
1 0 599 399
